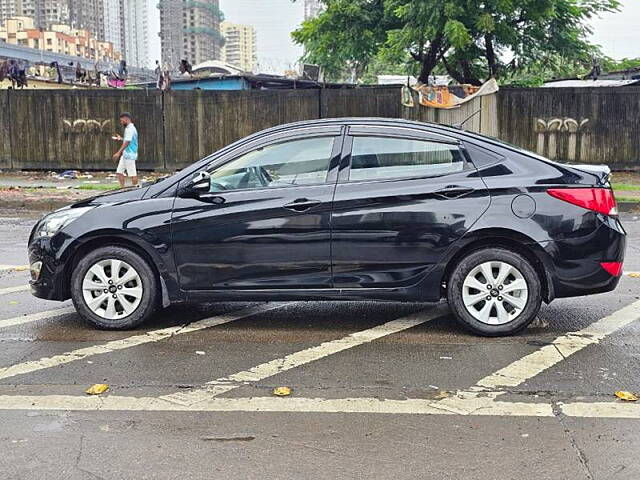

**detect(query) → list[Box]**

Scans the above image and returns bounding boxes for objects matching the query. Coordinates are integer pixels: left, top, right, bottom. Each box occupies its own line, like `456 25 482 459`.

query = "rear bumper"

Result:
541 215 626 300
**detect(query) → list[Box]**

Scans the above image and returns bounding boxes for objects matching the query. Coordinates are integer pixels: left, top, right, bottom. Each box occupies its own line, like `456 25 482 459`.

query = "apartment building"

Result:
0 1 124 54
0 15 121 62
220 21 256 73
159 0 223 69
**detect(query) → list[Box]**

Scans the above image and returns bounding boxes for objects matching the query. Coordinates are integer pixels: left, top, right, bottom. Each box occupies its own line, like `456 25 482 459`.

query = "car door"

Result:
331 125 490 290
171 127 343 291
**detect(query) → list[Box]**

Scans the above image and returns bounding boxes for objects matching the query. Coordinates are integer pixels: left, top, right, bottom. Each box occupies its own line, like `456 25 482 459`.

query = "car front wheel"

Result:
447 247 542 336
71 246 159 330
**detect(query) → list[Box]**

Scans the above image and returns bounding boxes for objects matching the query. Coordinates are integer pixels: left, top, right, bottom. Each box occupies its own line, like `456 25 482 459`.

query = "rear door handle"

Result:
283 198 322 212
434 185 475 199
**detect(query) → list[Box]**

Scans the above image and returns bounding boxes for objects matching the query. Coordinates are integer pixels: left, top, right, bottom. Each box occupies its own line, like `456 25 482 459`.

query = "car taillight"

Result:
547 188 618 216
601 262 623 277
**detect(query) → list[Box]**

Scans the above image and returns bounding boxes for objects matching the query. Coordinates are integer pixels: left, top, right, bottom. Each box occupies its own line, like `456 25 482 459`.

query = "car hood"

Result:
72 186 149 207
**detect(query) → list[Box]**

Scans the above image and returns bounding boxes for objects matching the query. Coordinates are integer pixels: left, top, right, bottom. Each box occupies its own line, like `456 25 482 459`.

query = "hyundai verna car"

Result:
28 118 625 336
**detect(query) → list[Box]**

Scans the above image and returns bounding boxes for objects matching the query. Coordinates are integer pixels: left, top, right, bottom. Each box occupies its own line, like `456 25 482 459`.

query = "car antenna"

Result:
452 109 481 130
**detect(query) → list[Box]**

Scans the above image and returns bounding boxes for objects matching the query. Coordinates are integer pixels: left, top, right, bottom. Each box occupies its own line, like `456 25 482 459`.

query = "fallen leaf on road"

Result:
272 387 292 397
615 391 638 401
85 384 109 395
628 273 640 278
433 391 450 399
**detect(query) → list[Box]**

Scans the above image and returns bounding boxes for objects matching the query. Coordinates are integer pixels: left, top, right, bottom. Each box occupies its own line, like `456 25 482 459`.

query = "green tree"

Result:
292 0 620 85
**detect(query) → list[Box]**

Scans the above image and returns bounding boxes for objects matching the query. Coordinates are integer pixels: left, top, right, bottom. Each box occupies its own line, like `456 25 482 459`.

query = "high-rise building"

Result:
122 0 150 68
304 0 323 20
159 0 223 69
220 21 256 73
101 0 123 53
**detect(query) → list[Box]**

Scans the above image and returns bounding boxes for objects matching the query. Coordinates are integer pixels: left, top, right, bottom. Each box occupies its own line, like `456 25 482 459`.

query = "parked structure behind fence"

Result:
1 86 638 171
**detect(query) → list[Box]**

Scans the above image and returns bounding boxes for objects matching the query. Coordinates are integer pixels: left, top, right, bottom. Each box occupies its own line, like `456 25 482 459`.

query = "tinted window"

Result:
464 142 504 167
349 136 464 181
208 137 335 192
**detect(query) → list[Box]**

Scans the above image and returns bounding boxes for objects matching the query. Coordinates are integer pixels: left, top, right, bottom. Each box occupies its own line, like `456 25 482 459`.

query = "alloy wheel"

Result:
81 259 144 320
461 261 529 325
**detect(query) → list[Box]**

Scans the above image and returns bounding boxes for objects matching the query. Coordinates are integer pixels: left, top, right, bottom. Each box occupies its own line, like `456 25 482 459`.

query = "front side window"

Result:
349 136 465 182
207 137 335 192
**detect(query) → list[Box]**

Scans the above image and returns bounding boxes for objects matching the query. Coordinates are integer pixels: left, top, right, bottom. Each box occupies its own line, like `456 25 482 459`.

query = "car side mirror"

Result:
191 171 211 191
178 171 211 198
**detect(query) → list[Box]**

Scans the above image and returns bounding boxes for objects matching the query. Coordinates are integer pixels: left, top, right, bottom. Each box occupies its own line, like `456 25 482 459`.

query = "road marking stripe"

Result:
161 308 443 406
0 394 638 418
470 299 640 393
0 285 30 296
0 303 285 382
0 306 76 330
0 265 29 272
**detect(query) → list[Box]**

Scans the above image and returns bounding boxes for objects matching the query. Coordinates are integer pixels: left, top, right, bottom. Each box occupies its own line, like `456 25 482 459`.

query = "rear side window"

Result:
349 136 465 181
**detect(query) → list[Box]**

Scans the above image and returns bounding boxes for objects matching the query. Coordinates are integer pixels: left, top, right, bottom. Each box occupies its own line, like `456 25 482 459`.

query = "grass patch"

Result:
615 195 640 203
76 184 120 191
612 183 640 192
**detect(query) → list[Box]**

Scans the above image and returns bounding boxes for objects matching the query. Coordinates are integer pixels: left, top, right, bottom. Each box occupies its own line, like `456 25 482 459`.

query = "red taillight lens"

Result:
601 262 623 277
547 188 618 216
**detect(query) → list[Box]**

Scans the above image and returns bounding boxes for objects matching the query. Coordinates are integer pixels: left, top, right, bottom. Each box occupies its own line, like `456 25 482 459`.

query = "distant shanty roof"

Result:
542 78 640 88
191 60 245 76
137 73 380 90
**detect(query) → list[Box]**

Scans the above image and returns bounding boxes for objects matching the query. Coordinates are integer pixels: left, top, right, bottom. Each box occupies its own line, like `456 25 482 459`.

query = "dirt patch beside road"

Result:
0 187 97 211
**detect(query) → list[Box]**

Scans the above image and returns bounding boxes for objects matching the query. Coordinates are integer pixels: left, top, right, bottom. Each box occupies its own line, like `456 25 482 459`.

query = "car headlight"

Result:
36 207 94 238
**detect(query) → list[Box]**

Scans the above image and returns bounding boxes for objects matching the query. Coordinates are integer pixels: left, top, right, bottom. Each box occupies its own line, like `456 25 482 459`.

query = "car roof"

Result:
256 117 461 137
249 117 511 149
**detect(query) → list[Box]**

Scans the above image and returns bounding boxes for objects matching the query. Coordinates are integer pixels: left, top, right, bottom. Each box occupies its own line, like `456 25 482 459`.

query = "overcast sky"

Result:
150 0 638 72
589 0 640 59
220 0 304 74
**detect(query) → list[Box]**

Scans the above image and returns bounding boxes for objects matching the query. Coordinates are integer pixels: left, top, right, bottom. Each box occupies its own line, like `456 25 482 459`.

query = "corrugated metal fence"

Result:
1 86 638 171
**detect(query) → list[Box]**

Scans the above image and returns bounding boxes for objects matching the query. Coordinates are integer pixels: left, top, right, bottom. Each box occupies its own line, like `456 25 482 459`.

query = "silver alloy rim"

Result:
81 259 143 320
462 261 528 325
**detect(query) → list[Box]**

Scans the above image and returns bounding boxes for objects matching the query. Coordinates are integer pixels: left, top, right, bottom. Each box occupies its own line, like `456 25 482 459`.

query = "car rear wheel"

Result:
447 248 542 336
71 246 159 330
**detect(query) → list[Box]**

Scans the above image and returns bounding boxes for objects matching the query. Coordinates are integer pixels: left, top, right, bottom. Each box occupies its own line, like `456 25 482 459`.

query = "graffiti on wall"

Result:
62 119 112 134
534 117 590 162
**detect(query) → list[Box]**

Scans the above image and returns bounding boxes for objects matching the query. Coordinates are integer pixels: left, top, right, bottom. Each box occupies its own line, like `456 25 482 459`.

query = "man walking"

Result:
112 112 139 187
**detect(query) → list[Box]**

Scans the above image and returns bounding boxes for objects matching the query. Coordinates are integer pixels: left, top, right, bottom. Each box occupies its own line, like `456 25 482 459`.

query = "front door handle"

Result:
434 185 475 199
283 198 322 212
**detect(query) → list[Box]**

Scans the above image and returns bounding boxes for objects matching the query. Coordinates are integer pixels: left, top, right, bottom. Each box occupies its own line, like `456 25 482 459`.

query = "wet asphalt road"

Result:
1 211 640 479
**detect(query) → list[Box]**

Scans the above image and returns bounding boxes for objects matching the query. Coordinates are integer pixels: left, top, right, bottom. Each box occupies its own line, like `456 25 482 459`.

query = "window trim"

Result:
339 134 471 185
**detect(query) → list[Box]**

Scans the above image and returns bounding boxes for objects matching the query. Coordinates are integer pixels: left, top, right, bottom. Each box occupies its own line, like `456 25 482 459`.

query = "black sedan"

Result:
28 118 626 335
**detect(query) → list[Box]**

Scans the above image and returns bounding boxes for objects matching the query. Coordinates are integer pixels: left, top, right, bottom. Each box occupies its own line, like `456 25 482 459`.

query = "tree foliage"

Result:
292 0 621 84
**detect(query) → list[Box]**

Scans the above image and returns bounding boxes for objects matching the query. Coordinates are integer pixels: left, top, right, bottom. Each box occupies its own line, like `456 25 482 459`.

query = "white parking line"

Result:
0 303 285 381
0 265 29 272
161 308 443 406
470 299 640 393
0 285 30 296
0 394 638 419
0 306 76 330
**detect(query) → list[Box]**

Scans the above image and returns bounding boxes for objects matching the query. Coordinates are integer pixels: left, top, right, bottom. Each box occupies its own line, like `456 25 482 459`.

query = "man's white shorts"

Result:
116 157 137 177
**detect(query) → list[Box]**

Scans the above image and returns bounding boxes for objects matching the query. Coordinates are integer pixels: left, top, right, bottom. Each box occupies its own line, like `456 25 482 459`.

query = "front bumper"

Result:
28 238 69 301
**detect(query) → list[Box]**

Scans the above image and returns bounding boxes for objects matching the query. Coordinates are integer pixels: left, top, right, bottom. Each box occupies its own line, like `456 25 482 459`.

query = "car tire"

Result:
71 246 159 330
447 247 542 336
